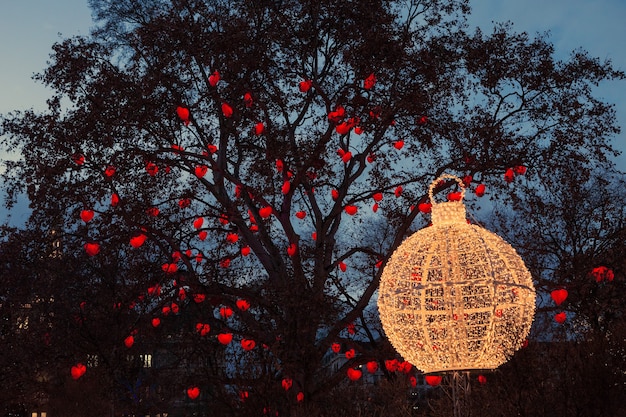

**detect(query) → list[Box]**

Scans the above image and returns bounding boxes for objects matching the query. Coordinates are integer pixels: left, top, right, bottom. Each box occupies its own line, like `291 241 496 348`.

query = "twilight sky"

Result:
1 0 625 225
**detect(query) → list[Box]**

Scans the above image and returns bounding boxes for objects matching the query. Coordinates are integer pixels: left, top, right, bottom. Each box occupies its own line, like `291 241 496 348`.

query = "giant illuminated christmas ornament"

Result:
378 174 536 374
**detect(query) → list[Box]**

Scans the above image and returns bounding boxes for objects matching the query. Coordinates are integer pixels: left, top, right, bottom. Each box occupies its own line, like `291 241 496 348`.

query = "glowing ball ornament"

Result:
378 174 535 374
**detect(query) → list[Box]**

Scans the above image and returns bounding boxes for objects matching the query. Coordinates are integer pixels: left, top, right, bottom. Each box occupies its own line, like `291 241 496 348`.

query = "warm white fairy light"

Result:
378 174 536 374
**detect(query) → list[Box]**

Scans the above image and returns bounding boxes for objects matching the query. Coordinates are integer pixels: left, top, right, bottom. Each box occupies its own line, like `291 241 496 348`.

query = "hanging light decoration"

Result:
378 174 536 374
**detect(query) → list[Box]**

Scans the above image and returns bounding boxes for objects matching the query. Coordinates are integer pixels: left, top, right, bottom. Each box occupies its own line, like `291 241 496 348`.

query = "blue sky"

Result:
1 0 625 225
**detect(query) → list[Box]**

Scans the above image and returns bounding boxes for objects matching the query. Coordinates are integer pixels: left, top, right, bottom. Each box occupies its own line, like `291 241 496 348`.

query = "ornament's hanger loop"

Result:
428 174 466 205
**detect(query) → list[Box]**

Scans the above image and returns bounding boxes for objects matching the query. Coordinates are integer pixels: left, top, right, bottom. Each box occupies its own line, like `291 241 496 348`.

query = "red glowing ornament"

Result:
373 192 383 202
394 186 403 197
295 211 306 219
514 165 527 175
341 151 352 163
591 266 614 282
80 210 94 223
187 386 200 400
281 378 293 391
425 375 442 386
221 102 233 118
71 153 85 165
124 335 134 348
219 306 233 319
176 106 190 126
111 193 119 207
198 231 208 241
364 73 376 90
331 189 339 200
195 165 208 178
208 70 220 87
243 92 253 107
385 359 399 372
287 243 297 257
366 361 379 373
236 299 250 311
71 363 86 380
550 289 568 306
84 242 100 257
241 339 256 351
129 233 147 248
393 140 404 150
345 348 355 359
104 166 116 177
347 368 362 381
226 233 239 244
477 374 487 385
344 205 358 216
331 343 341 353
504 168 515 183
241 246 251 256
254 122 265 135
218 333 233 345
145 161 158 176
447 191 462 201
475 183 486 197
299 79 312 92
418 202 432 213
339 262 347 272
281 181 290 195
554 312 567 324
297 392 304 402
151 317 161 328
196 323 210 336
259 206 273 218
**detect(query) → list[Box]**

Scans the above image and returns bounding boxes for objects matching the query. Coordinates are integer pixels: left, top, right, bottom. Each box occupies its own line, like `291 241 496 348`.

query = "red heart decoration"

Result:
344 205 358 216
162 263 178 274
219 306 233 319
345 348 355 359
364 73 376 90
71 153 85 165
346 368 362 381
193 294 206 303
554 312 567 324
281 378 293 391
195 323 210 336
104 166 116 177
176 106 190 124
447 191 462 201
259 206 272 218
385 359 399 372
221 102 233 118
418 202 432 213
187 386 200 399
287 243 297 257
146 207 159 217
236 299 250 311
208 70 220 86
514 165 527 175
297 392 304 402
145 162 158 176
217 333 233 345
254 122 264 135
195 165 208 178
243 92 253 107
151 317 161 328
226 233 239 244
372 192 383 202
550 289 568 306
331 343 341 353
198 231 208 241
341 151 352 163
71 363 86 380
475 183 486 197
477 374 487 385
124 335 134 348
394 186 403 197
398 361 412 374
339 262 347 272
129 233 146 248
393 140 404 150
504 168 515 183
111 193 120 207
220 258 231 268
425 375 442 386
299 79 312 92
367 153 376 163
241 339 256 351
372 203 379 212
366 361 378 373
80 210 94 223
295 211 306 219
336 122 352 135
84 242 100 257
241 246 251 256
331 189 339 200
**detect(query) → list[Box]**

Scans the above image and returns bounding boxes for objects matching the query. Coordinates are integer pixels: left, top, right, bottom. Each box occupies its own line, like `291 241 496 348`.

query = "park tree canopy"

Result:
1 0 624 416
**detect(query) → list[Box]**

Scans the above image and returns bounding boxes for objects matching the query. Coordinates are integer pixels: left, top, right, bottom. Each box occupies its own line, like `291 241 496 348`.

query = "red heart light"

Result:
475 184 486 197
331 343 341 353
241 339 256 351
345 348 355 359
187 386 200 399
477 375 487 385
151 317 161 328
385 359 399 372
193 294 206 303
217 333 233 345
339 262 347 272
104 166 116 177
221 102 233 118
425 375 442 386
393 140 404 150
281 378 293 391
504 168 515 183
236 299 250 311
71 363 86 380
243 92 253 107
176 106 190 124
207 144 218 154
398 361 412 374
259 206 272 218
80 210 94 223
514 165 527 175
124 335 134 348
196 323 210 336
281 181 290 194
287 243 297 257
299 79 312 92
111 193 119 207
193 217 204 229
366 361 378 373
208 70 220 87
418 202 432 213
346 368 362 381
331 189 339 200
344 205 358 215
219 306 233 319
550 289 568 306
336 122 352 135
146 207 159 217
145 162 158 176
554 312 567 324
297 392 304 402
241 246 251 256
226 233 239 243
373 192 383 202
195 165 208 178
71 153 85 165
372 203 379 212
198 231 208 241
447 191 462 201
364 73 376 90
394 186 403 197
162 263 178 274
129 233 146 248
295 211 306 219
84 242 100 257
367 153 376 163
254 122 265 135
